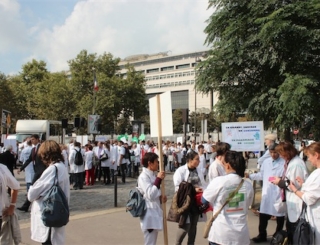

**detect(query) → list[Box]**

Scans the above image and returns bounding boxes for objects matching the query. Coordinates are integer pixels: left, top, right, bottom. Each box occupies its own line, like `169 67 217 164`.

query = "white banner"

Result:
221 121 264 152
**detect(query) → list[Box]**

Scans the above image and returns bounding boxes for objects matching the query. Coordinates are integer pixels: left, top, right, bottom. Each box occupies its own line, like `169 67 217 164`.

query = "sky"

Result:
0 0 213 75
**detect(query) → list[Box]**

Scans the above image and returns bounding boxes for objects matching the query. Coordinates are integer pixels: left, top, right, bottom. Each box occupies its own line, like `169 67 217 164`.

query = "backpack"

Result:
124 147 130 159
42 165 69 227
74 149 84 166
126 188 146 218
293 202 314 245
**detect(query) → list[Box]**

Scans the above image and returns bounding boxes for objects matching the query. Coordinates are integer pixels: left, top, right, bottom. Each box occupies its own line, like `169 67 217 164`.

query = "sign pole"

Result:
156 95 168 245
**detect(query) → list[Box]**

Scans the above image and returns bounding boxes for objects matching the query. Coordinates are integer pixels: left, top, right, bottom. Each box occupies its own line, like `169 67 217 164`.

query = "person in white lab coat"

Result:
246 143 286 243
257 134 277 169
202 151 254 245
28 140 70 245
137 152 166 245
271 142 308 244
289 142 320 245
173 150 207 245
69 142 85 190
19 139 34 191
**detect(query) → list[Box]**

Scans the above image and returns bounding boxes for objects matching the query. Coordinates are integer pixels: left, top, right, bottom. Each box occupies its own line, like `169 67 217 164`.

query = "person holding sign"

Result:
137 152 166 245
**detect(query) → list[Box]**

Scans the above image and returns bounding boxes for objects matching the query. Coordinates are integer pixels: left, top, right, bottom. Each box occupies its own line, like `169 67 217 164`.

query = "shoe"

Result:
17 207 28 212
252 236 267 243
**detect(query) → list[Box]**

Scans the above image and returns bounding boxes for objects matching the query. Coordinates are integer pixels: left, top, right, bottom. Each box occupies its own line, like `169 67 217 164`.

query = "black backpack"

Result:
42 165 69 227
74 149 84 166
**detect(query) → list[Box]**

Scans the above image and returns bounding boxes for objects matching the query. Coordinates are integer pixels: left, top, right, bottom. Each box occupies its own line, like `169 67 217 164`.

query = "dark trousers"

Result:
42 227 52 245
101 167 111 184
74 172 84 189
95 162 102 181
259 213 285 238
120 164 126 183
286 219 299 245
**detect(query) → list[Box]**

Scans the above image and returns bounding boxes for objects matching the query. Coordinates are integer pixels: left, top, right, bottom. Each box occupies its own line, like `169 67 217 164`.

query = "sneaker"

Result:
252 236 267 243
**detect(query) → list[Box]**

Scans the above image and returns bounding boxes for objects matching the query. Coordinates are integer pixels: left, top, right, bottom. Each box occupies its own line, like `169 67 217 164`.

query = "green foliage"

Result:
198 0 320 139
0 50 147 135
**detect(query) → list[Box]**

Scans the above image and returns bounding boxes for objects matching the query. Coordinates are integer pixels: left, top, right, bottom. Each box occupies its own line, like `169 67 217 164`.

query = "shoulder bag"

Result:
203 179 244 239
293 202 314 245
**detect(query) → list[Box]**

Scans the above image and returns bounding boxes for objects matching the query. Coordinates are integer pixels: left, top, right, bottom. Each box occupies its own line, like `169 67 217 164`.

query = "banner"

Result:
221 121 264 152
1 109 11 128
88 115 100 134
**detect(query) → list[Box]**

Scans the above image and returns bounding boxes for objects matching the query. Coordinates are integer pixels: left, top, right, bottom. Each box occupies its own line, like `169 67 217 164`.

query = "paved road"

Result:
15 159 278 245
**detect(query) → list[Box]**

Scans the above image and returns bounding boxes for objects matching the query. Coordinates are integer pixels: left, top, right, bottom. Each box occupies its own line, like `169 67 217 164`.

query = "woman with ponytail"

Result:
202 151 254 245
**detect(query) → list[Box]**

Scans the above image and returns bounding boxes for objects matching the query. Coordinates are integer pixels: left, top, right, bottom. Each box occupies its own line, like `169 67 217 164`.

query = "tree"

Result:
172 109 183 133
197 0 320 139
68 50 147 134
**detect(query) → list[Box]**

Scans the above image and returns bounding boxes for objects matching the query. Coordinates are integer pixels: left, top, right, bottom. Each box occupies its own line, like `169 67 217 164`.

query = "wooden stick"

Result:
156 94 168 245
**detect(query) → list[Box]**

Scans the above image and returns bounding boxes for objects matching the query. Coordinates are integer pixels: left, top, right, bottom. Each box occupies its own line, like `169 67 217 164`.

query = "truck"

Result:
15 120 63 143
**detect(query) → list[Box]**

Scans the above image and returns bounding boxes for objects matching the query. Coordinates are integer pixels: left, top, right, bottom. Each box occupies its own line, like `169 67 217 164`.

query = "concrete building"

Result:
119 51 218 113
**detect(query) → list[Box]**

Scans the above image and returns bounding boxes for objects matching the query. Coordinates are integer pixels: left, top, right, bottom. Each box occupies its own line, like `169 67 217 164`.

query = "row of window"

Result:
146 63 192 74
145 71 195 81
146 80 195 89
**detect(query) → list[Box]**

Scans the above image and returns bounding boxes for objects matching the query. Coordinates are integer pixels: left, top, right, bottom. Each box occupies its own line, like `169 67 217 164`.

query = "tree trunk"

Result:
284 127 291 141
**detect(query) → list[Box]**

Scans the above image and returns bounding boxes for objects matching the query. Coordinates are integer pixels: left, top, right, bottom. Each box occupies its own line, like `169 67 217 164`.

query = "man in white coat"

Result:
257 134 277 169
19 139 34 192
246 143 286 243
69 142 85 190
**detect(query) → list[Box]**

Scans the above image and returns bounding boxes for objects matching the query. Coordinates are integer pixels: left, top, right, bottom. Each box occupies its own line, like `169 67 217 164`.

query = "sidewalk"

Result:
19 202 276 245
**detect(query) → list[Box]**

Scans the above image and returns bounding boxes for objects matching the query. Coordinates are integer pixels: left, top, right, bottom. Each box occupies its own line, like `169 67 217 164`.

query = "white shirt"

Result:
203 174 253 245
285 156 308 222
301 168 320 245
208 158 226 182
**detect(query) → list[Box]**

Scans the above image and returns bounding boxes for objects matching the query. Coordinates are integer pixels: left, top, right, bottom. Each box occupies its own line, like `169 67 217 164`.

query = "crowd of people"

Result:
0 134 319 245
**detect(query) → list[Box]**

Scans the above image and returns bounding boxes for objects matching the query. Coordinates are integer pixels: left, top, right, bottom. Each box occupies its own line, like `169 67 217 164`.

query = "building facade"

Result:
119 51 218 113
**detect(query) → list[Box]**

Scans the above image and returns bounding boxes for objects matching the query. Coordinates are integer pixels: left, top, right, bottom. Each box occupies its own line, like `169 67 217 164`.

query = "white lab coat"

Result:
301 168 320 245
285 156 308 222
84 151 94 170
137 168 163 231
61 149 68 169
19 145 34 183
173 164 207 192
203 174 254 245
249 157 286 216
69 147 85 173
207 158 226 183
197 154 207 176
28 162 70 245
101 148 111 168
257 149 270 169
110 145 118 170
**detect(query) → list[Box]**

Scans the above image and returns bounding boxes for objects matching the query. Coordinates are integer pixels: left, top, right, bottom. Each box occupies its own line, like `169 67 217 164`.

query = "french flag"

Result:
93 73 99 91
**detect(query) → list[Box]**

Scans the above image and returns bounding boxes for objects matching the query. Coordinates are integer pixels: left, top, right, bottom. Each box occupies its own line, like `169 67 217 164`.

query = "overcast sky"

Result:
0 0 212 75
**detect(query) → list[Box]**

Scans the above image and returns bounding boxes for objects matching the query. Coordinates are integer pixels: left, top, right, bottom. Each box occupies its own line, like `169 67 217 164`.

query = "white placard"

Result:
95 135 107 142
149 91 173 137
177 136 183 144
4 139 17 153
76 135 88 146
221 121 264 151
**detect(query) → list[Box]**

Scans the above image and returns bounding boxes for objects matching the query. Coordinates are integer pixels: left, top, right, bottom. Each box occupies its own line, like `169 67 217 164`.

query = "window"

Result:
161 66 174 71
176 64 190 69
175 73 182 78
146 68 159 73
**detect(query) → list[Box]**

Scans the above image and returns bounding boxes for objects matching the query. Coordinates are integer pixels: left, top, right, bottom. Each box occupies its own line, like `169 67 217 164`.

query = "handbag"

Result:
203 179 244 239
293 202 314 245
100 150 108 161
